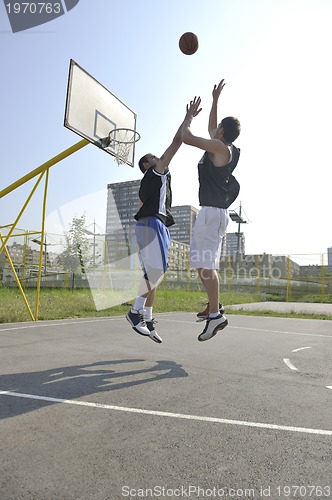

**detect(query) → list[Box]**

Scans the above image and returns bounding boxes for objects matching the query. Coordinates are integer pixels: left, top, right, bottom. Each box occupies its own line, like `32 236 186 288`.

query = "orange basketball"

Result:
179 32 199 55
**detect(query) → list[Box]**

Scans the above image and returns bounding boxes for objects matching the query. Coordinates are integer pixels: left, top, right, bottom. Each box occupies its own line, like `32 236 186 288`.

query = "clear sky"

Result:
1 0 331 266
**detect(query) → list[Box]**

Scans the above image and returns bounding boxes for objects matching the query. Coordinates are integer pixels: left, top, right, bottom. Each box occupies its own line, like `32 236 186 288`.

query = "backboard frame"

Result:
64 59 138 168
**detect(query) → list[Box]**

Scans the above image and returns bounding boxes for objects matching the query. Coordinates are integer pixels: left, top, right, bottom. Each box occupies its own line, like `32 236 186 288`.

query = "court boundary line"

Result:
0 317 119 333
1 390 331 436
164 319 332 339
1 315 332 339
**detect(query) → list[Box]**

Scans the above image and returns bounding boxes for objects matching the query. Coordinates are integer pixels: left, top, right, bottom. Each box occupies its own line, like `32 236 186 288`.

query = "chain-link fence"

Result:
1 232 331 314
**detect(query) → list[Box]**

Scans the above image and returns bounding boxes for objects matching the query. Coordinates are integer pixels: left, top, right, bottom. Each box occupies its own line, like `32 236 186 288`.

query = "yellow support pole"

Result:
22 231 29 289
321 253 325 297
227 255 232 290
0 232 35 321
255 255 261 294
0 138 89 322
0 172 45 255
286 255 291 301
35 168 50 319
0 139 89 200
0 229 42 238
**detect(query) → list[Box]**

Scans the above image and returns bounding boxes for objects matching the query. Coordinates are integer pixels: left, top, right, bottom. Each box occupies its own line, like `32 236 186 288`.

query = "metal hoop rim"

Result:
108 128 141 145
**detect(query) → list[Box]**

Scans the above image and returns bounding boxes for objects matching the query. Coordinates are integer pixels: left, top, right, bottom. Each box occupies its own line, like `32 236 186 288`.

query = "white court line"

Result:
164 319 332 339
0 317 118 333
0 390 331 436
292 346 312 352
1 316 332 339
283 358 298 371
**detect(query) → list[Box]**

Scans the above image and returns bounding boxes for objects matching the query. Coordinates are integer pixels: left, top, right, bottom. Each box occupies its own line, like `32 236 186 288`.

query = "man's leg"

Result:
197 267 227 342
197 268 220 314
143 286 162 344
145 287 156 307
128 277 162 344
126 276 153 338
127 217 167 343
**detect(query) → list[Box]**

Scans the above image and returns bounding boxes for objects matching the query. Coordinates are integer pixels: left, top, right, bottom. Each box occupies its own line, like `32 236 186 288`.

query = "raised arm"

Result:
154 98 202 174
208 79 225 138
182 94 231 167
182 95 220 153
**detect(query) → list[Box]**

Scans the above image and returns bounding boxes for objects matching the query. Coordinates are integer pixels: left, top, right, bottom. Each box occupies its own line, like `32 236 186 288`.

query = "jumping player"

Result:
126 99 202 343
182 82 241 341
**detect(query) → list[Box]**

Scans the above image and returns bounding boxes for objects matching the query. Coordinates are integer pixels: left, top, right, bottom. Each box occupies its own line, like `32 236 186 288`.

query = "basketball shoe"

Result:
126 309 150 336
198 314 228 342
196 302 225 321
145 318 163 344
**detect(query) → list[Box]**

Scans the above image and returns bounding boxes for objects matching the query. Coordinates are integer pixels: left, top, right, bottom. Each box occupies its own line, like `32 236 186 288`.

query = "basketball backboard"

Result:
64 60 138 167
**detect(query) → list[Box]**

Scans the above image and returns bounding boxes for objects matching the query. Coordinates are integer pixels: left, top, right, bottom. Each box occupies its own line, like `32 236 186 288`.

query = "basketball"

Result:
179 32 199 55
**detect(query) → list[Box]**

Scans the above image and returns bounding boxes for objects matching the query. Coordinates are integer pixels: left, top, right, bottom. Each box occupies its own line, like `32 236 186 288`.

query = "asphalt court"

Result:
1 313 332 499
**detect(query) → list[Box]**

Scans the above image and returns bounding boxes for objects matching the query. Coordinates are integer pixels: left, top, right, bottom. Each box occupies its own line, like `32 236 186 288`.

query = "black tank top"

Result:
198 145 240 208
134 167 174 227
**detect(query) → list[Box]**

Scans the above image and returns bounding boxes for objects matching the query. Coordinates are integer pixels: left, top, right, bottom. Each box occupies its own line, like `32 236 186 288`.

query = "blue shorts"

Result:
135 216 170 285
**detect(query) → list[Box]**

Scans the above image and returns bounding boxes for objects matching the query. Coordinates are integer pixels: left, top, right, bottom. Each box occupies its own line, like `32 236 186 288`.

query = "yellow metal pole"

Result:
0 230 42 238
0 172 45 255
35 169 50 319
22 230 29 289
0 139 89 200
286 256 291 301
0 139 90 322
227 255 231 290
255 255 261 294
321 253 325 297
0 232 35 321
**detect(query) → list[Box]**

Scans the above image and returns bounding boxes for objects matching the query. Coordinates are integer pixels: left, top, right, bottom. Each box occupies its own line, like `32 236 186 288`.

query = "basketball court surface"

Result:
1 59 332 499
1 312 331 499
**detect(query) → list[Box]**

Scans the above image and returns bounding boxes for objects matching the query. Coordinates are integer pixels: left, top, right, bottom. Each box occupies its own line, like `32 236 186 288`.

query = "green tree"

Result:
56 214 91 273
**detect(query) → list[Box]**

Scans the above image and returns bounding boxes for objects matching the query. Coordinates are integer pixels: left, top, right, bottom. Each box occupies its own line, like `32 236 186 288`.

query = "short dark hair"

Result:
138 154 150 174
220 117 241 144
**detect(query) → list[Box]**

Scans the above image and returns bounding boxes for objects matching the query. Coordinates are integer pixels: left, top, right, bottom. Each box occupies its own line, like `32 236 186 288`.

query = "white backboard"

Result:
64 60 138 167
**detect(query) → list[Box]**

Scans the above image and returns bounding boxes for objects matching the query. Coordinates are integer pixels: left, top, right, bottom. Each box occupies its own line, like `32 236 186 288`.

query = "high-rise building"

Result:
221 231 245 256
328 247 332 266
169 205 198 245
106 179 140 263
106 182 199 264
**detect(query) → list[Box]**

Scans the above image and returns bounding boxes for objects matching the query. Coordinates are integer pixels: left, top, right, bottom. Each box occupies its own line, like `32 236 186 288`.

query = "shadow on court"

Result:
0 358 188 420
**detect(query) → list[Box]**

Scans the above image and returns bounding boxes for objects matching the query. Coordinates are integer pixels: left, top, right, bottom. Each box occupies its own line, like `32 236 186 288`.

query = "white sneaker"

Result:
198 314 228 342
125 309 150 336
146 319 162 344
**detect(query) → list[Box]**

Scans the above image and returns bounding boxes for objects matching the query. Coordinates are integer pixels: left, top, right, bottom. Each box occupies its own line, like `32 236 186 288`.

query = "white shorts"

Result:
190 206 229 270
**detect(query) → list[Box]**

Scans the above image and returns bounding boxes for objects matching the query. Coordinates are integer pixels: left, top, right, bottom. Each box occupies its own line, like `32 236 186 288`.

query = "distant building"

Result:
106 182 198 264
220 254 300 278
328 247 332 266
106 180 140 264
0 241 52 282
221 232 245 256
168 240 190 271
169 205 198 245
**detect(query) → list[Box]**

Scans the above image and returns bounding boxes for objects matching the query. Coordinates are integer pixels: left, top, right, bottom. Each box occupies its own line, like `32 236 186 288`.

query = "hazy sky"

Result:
1 0 331 266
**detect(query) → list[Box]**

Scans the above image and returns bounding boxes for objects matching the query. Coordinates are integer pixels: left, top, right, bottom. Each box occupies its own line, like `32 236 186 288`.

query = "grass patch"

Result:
226 308 332 321
0 287 331 323
0 287 261 323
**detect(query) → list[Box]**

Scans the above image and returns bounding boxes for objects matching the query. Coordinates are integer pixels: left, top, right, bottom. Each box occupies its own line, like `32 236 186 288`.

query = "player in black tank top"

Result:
182 81 241 342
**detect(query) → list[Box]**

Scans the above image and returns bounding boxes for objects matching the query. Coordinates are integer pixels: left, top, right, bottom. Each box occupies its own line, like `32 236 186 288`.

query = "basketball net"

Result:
108 128 141 166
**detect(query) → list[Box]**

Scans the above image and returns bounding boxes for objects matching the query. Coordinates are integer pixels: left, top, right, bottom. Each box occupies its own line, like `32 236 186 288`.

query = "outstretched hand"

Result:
212 79 225 100
185 96 202 120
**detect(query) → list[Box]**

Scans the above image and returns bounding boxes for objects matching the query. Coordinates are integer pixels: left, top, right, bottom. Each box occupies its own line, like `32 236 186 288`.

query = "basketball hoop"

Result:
99 128 141 166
